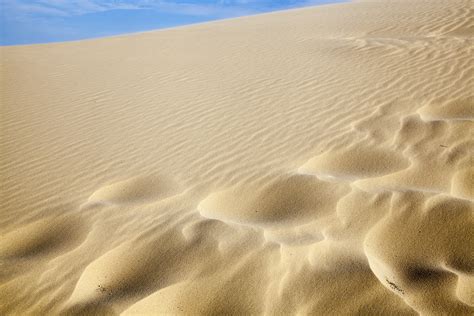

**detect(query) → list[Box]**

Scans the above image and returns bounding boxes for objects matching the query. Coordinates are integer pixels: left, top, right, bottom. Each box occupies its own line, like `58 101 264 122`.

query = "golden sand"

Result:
1 0 473 314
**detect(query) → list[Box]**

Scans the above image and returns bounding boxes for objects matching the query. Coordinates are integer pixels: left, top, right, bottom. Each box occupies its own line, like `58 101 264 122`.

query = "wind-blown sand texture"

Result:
1 0 473 314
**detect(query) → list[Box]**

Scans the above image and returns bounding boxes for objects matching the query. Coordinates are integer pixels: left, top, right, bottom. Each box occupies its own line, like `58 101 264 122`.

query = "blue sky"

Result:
1 0 343 45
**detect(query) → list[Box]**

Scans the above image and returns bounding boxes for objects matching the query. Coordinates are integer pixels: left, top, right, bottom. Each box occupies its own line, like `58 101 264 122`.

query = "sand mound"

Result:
86 175 179 206
0 215 85 259
418 97 474 122
451 168 474 200
198 174 348 226
364 194 474 314
1 0 473 314
298 146 408 181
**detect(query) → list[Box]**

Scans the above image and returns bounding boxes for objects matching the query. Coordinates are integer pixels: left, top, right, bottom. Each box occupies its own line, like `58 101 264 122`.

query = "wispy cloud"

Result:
2 0 327 18
3 0 138 17
0 0 343 45
3 0 254 18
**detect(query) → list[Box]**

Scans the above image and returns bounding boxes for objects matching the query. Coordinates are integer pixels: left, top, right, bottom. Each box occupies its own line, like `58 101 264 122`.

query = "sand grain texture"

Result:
1 0 473 315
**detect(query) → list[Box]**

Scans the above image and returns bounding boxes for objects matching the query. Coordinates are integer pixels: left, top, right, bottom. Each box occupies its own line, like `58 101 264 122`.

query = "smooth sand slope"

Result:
1 0 473 314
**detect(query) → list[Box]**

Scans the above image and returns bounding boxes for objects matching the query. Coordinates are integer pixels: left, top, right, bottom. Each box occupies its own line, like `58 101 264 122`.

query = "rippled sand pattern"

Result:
1 0 473 315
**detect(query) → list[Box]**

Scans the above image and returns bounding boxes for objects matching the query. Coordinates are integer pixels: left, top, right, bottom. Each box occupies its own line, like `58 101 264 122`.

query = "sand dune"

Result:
1 0 473 314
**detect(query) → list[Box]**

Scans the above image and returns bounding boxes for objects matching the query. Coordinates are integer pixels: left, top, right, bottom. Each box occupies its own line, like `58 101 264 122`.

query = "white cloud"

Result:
1 0 269 18
1 0 331 26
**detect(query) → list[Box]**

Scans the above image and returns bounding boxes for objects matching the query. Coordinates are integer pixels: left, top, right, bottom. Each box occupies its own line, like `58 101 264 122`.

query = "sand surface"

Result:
1 0 473 314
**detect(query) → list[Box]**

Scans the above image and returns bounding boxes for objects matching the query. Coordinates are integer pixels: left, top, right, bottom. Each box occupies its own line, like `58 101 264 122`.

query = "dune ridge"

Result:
1 0 473 314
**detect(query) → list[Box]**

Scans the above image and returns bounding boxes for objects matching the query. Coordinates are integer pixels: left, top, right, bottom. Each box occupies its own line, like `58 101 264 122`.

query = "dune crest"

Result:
1 0 473 314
